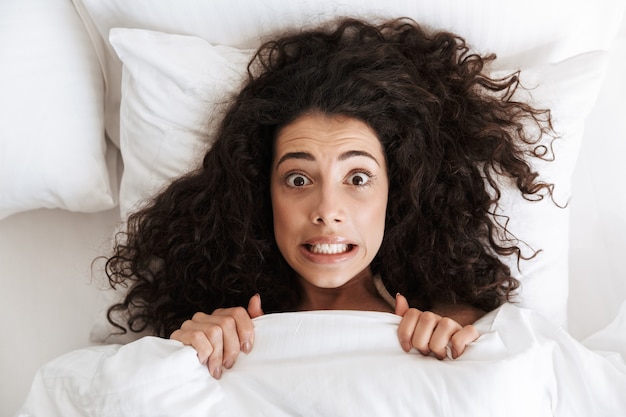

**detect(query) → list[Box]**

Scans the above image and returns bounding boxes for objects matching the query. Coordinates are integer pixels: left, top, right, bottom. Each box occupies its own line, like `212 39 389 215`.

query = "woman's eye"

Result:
347 172 371 186
286 173 311 187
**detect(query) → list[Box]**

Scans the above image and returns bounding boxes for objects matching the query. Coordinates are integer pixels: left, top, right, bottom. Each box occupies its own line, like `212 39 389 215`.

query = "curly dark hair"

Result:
105 17 555 338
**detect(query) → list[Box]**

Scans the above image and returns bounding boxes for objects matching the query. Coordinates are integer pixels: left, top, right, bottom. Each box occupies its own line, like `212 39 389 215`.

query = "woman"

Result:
105 18 555 379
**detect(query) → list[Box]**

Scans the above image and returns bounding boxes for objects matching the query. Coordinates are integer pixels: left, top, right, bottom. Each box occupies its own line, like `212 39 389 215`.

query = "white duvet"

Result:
16 303 626 417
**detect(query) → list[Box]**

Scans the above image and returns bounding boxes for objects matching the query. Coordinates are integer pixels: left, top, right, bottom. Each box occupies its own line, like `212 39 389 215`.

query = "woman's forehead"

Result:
273 114 384 162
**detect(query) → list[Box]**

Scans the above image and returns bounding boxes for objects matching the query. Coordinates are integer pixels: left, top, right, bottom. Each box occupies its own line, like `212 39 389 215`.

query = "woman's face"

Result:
271 113 389 289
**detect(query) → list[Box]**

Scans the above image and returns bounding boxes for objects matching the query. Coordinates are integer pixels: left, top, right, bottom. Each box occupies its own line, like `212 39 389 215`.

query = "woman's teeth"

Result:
308 243 350 254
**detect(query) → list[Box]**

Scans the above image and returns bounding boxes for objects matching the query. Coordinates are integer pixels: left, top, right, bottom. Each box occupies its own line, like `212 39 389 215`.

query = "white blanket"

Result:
16 304 626 417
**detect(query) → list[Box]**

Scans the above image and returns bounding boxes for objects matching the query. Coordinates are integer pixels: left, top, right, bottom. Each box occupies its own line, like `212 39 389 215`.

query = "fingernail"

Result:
242 341 251 354
451 347 459 360
212 366 222 379
401 341 411 352
223 359 234 369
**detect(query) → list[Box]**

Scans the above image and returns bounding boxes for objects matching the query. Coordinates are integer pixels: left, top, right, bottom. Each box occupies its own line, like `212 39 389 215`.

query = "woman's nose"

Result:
310 185 345 224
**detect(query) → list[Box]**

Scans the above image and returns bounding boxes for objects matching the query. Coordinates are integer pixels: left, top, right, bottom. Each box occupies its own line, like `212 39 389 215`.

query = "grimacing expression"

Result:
270 113 389 289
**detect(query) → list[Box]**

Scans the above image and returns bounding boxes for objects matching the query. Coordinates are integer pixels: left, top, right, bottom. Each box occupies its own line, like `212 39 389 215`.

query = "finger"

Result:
394 293 410 317
397 307 421 352
411 311 442 357
187 311 213 323
244 294 264 354
247 294 264 319
212 308 251 365
170 327 214 366
428 317 462 360
449 325 480 359
180 313 233 378
203 324 226 379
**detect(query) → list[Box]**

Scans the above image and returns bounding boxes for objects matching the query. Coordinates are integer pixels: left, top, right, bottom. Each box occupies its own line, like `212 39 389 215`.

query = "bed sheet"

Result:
15 304 626 417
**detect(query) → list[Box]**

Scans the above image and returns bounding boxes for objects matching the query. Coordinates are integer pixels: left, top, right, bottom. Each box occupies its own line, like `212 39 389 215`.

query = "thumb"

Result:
394 293 410 317
247 293 264 319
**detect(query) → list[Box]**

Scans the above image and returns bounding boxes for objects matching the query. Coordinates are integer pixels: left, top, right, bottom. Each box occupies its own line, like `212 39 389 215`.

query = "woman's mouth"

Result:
306 243 354 254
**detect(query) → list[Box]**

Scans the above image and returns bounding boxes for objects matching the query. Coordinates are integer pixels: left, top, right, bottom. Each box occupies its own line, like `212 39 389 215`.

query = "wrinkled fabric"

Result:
16 304 626 417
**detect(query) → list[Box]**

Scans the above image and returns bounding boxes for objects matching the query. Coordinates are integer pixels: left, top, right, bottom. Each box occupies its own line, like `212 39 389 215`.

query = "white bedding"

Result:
3 1 626 416
16 304 626 417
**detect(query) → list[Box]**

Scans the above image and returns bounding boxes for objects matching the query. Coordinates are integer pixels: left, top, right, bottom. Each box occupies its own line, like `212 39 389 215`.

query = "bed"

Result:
1 0 625 415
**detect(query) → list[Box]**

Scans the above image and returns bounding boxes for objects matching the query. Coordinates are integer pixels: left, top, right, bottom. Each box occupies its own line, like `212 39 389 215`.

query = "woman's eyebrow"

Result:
275 152 314 168
275 150 380 168
338 150 380 166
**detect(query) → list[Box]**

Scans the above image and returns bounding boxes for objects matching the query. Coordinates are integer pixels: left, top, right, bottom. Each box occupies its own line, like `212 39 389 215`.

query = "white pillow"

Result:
89 27 610 344
76 0 625 147
109 29 252 218
0 0 116 219
91 30 252 343
494 51 609 327
77 0 624 341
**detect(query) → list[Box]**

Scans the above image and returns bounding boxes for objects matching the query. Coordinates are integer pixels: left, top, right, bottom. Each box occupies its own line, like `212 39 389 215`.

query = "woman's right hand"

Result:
170 294 264 379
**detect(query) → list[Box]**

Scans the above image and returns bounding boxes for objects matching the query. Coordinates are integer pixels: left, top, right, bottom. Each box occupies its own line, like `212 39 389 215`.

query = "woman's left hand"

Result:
395 294 480 360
